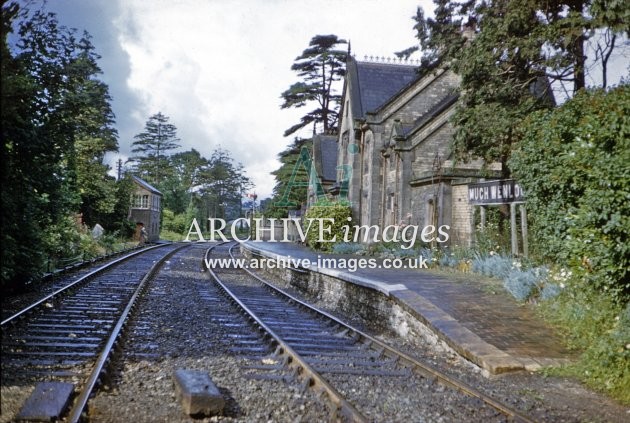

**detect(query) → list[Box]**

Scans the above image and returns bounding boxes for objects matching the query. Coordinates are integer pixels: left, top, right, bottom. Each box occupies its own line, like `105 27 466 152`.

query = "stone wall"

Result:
450 183 474 246
240 246 448 350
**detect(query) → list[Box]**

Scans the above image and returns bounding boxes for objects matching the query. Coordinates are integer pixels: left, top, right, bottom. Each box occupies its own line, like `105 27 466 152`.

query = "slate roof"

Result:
132 175 162 195
346 56 420 118
312 135 338 182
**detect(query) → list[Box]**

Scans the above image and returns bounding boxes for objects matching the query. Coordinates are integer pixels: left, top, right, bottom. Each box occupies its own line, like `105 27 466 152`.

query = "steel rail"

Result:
66 243 190 423
2 244 169 326
204 243 368 423
234 242 536 423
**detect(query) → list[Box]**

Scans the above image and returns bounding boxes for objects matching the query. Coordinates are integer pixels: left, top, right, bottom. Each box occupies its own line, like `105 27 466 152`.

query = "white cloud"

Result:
113 0 430 198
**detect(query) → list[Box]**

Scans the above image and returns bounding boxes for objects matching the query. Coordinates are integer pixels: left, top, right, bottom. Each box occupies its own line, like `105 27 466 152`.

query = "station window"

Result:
133 194 149 208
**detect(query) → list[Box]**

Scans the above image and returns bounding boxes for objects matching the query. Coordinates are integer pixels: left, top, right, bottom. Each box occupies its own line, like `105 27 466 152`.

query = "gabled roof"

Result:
346 56 420 119
132 175 162 196
312 134 338 182
401 93 459 137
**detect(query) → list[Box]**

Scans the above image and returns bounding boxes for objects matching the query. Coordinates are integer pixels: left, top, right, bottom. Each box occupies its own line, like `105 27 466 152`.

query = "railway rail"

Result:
205 242 536 422
1 242 189 422
1 244 155 322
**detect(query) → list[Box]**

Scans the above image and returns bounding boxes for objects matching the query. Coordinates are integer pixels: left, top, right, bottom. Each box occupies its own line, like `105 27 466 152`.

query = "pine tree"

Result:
280 34 347 137
130 112 181 186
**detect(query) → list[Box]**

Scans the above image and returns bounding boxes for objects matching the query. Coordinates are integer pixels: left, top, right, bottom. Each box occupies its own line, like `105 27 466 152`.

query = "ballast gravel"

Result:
254 254 630 423
88 244 330 422
3 243 629 422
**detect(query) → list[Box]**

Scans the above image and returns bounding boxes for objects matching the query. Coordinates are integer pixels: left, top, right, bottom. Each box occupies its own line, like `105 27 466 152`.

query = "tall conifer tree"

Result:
130 112 181 186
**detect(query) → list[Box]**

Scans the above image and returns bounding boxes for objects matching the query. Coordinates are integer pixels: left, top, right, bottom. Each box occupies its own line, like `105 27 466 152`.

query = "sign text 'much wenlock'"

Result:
468 180 525 205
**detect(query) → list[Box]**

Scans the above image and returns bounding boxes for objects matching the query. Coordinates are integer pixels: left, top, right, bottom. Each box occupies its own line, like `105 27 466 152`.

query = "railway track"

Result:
1 242 189 422
205 242 536 422
1 245 150 322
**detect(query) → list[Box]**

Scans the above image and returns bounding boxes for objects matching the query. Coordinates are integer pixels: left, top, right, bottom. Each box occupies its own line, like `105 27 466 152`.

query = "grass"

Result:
160 230 186 241
539 285 630 405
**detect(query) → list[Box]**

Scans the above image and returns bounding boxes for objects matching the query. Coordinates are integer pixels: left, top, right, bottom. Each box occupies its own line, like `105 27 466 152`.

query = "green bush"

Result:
162 205 198 239
303 201 352 252
42 216 83 262
510 85 630 302
541 285 630 404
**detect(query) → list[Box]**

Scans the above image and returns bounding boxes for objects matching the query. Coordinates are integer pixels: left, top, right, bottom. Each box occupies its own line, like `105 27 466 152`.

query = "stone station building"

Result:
311 56 499 245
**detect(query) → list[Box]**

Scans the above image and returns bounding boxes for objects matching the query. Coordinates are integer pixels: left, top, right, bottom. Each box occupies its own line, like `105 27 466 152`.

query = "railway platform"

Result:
242 241 573 375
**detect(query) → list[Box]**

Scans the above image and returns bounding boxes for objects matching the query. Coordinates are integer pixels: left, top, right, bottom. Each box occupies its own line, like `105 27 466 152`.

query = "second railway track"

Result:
1 242 189 422
205 242 535 422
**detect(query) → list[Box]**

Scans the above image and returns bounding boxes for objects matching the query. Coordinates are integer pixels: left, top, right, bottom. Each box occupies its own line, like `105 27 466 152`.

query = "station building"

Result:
311 56 501 246
128 176 162 242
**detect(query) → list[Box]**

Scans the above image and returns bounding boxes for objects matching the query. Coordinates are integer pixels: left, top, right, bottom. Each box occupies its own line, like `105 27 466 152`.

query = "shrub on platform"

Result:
471 254 513 279
418 247 438 267
303 201 352 252
392 245 418 258
542 286 630 404
503 268 547 301
540 283 562 300
439 254 459 268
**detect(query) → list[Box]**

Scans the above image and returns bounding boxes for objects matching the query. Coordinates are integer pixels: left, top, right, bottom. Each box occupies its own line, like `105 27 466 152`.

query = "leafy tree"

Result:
510 85 629 301
161 149 208 214
280 34 347 137
129 112 181 186
406 0 628 175
69 34 120 227
265 138 312 218
396 0 465 69
271 34 347 217
194 148 252 224
449 0 553 178
1 2 119 290
1 1 44 289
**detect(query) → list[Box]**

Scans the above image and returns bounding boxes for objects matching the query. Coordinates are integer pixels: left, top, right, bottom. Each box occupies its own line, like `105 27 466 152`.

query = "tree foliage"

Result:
265 138 312 218
194 148 252 223
510 85 629 302
161 149 208 214
1 2 124 290
280 34 347 137
408 0 628 174
129 112 181 186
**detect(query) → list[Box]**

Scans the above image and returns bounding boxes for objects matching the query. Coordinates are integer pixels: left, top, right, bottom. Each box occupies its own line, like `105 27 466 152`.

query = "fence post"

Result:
510 202 518 257
520 204 528 258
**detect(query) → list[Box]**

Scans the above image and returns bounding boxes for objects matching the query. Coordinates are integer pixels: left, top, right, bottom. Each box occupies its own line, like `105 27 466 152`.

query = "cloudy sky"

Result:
37 0 432 198
21 1 628 200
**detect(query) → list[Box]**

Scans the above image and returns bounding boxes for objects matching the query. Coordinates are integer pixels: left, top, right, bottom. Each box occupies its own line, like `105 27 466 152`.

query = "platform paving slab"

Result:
243 241 574 375
16 381 74 421
173 369 225 416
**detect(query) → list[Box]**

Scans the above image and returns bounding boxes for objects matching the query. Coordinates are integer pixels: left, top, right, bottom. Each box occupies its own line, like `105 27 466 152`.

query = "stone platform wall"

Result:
240 246 448 352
